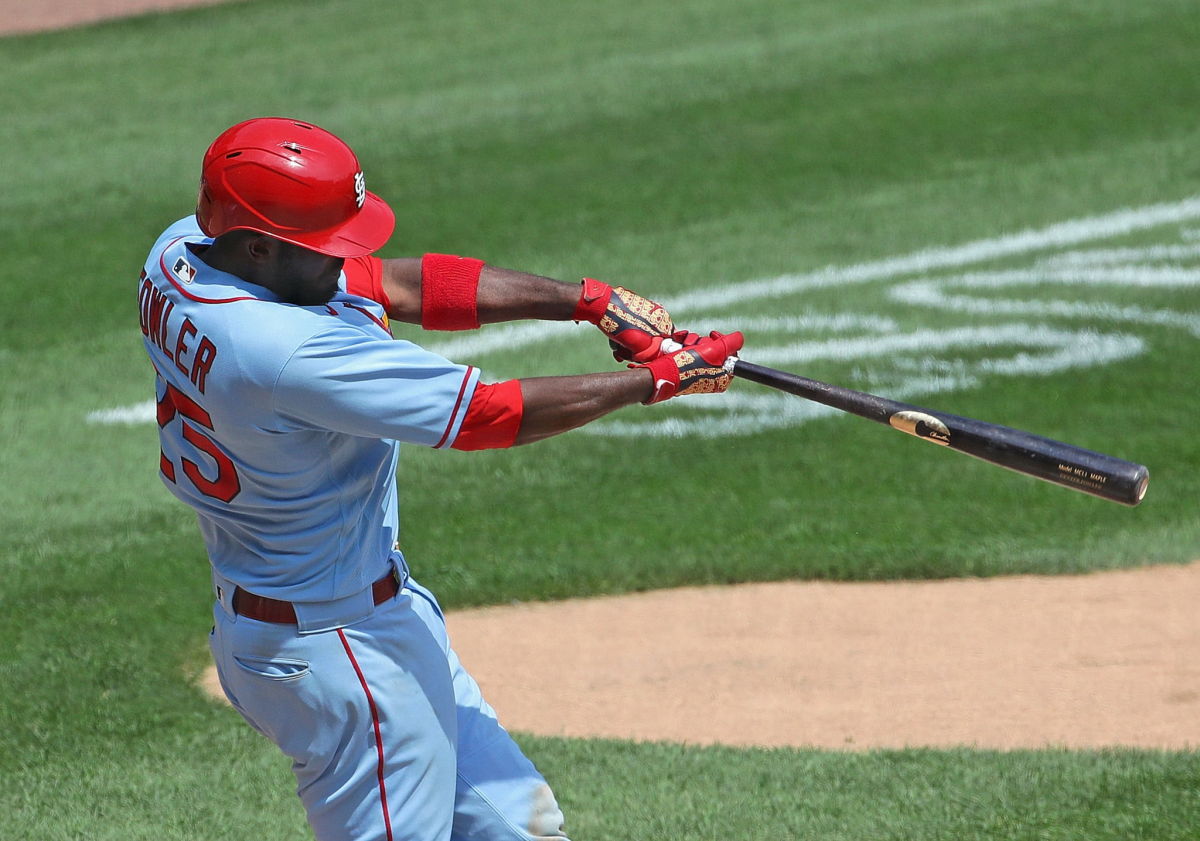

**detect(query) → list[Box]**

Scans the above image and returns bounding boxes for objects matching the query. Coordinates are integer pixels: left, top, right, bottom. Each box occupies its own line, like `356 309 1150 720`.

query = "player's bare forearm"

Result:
377 258 422 320
477 265 580 323
514 369 654 445
380 259 579 325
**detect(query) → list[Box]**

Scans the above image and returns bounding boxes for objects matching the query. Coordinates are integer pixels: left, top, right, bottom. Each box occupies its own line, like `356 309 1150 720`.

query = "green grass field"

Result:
3 0 1200 837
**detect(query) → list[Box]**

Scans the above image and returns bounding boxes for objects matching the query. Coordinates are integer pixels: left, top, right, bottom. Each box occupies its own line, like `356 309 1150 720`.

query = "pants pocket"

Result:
233 654 311 681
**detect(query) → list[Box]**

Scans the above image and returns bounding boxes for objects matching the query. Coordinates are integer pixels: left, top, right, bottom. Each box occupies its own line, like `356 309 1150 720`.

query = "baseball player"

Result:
139 117 742 841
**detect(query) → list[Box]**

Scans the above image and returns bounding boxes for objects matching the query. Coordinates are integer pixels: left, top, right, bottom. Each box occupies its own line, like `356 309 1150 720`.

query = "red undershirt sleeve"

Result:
450 379 524 450
343 255 391 310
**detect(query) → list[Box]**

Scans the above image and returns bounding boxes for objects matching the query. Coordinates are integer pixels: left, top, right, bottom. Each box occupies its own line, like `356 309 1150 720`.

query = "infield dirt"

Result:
0 0 242 36
199 561 1200 750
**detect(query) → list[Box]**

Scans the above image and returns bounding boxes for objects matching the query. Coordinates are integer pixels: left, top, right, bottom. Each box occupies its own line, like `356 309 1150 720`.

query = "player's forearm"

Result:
380 259 578 325
477 265 580 323
378 257 423 322
514 369 654 446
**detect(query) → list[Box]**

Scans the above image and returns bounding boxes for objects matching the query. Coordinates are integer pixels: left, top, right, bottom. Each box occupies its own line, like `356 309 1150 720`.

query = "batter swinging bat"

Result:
725 358 1149 506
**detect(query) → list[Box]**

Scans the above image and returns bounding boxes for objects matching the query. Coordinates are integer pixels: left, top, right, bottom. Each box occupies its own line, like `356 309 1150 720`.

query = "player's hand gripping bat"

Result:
724 358 1149 506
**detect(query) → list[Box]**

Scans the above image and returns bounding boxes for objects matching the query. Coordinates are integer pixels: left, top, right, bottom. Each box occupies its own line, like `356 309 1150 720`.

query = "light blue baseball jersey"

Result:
139 217 480 602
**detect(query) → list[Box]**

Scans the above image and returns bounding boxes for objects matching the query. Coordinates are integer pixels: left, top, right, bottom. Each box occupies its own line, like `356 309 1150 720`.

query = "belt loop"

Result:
212 568 238 621
391 550 410 591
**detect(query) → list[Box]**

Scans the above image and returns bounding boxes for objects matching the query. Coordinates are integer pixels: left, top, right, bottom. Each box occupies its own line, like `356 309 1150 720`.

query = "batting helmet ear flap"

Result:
196 177 219 237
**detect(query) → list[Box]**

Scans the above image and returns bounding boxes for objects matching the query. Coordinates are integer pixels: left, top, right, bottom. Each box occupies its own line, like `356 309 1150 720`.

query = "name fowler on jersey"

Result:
138 270 219 394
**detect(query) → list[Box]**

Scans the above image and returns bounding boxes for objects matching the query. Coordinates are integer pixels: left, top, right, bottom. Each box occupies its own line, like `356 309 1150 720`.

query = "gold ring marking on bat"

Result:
889 410 951 446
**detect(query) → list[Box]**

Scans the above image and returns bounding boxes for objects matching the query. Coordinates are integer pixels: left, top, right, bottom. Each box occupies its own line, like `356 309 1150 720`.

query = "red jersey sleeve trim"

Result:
451 379 523 451
421 253 482 331
433 367 476 450
344 255 391 311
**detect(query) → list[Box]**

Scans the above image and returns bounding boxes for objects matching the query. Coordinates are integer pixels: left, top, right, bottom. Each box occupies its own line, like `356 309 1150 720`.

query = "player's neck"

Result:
194 238 275 294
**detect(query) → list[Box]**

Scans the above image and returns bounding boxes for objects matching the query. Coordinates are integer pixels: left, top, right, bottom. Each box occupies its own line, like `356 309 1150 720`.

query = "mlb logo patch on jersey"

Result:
172 256 196 285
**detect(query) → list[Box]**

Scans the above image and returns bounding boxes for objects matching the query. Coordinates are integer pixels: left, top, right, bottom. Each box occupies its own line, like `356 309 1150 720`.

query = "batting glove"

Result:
573 278 674 363
636 330 744 404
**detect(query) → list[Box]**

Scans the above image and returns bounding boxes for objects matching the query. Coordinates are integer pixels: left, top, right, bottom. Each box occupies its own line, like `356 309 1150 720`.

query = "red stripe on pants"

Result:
338 629 395 841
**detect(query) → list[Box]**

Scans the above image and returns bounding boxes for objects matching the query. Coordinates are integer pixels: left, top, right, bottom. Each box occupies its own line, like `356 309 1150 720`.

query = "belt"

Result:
232 570 401 625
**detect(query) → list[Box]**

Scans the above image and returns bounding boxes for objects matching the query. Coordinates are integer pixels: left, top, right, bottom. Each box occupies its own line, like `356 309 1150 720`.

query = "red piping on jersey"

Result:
342 301 389 332
337 630 395 841
157 238 266 304
434 367 475 449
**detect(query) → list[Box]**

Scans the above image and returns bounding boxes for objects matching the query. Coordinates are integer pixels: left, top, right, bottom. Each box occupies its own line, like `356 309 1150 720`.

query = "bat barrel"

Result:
925 410 1150 506
730 359 1149 506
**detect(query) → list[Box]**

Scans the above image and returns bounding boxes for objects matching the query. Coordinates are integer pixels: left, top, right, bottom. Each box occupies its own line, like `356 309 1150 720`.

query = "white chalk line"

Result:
593 199 1200 437
592 325 1143 438
889 261 1200 336
891 282 1200 336
89 196 1200 430
907 266 1200 288
659 196 1200 314
592 373 994 438
1039 244 1200 267
418 195 1200 361
87 400 156 425
413 312 900 362
743 324 1140 367
690 312 899 335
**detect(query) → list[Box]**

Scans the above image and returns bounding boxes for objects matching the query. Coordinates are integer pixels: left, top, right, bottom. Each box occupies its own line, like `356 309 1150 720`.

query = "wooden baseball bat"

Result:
728 358 1149 506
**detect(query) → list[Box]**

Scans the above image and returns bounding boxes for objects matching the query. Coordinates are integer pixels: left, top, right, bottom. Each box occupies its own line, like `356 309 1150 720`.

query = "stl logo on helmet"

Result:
354 171 366 210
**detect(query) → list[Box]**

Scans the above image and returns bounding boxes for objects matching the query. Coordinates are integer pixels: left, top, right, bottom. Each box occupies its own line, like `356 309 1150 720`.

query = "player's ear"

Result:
244 233 275 265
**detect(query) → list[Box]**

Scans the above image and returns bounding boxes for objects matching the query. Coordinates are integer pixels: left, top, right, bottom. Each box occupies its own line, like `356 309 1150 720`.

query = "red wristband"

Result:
572 278 612 324
451 379 524 450
422 253 483 331
641 354 680 404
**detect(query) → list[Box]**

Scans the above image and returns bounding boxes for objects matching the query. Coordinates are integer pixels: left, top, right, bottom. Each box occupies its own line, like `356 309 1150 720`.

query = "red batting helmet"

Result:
196 117 395 258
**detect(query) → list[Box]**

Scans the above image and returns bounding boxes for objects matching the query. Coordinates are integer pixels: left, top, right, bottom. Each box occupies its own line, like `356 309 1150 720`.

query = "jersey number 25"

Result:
156 379 241 503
